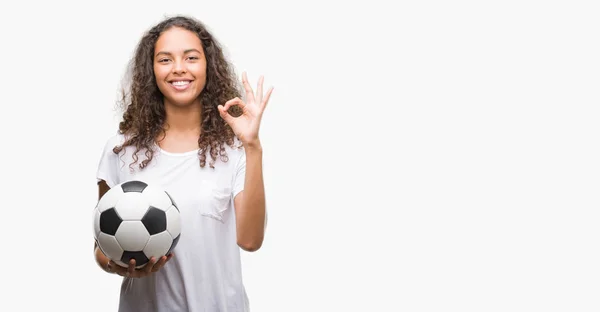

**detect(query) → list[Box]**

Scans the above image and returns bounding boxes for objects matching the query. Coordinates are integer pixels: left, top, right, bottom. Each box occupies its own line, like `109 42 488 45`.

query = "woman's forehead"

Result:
156 27 203 51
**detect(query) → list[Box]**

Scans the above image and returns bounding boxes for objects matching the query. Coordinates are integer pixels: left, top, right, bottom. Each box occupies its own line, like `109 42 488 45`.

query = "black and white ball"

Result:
93 180 181 269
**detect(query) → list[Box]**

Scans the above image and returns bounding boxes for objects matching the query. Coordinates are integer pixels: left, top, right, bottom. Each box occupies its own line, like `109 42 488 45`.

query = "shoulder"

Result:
106 131 127 146
100 132 128 153
97 132 130 163
96 132 128 187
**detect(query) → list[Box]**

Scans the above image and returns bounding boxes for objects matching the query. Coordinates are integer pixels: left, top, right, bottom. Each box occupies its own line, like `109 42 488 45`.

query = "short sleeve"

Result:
232 148 246 197
96 135 122 188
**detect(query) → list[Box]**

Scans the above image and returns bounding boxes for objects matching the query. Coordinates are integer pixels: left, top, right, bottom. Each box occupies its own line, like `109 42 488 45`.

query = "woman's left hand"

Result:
218 72 274 147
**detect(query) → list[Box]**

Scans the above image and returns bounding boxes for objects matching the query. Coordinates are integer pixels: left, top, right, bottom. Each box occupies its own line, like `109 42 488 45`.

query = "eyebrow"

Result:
155 49 202 57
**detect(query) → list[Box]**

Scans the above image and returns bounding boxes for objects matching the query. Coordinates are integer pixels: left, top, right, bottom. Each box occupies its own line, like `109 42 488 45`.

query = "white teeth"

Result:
171 81 190 86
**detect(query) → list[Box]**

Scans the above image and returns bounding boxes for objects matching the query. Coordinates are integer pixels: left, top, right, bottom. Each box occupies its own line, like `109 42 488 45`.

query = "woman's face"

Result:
153 26 207 107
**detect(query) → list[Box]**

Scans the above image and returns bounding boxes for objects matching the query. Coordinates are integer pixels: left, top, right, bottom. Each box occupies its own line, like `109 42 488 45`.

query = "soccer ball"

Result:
93 180 181 269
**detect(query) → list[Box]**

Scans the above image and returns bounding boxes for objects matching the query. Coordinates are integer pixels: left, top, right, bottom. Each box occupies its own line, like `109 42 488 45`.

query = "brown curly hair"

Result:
114 15 242 169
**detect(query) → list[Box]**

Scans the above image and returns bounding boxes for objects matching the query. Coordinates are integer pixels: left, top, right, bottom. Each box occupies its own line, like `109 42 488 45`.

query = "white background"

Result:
0 0 598 311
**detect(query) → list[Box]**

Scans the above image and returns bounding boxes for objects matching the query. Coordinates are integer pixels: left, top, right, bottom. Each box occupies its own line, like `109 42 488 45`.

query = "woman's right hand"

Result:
107 253 174 278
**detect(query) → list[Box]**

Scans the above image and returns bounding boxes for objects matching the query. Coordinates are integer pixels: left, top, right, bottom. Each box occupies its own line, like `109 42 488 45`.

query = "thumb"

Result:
218 105 234 123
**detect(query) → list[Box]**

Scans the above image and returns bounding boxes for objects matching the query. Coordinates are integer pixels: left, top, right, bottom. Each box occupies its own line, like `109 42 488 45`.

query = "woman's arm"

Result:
218 72 274 252
234 142 266 252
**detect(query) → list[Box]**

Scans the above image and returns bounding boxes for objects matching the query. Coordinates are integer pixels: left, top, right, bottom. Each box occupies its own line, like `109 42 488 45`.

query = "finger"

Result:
218 104 234 123
127 259 136 277
261 86 274 111
152 256 168 272
163 253 174 264
222 97 245 112
256 75 264 105
144 257 156 274
242 72 255 104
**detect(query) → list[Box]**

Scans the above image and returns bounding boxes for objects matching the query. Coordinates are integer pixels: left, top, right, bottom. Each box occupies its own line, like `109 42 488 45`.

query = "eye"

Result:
158 58 171 63
188 56 199 60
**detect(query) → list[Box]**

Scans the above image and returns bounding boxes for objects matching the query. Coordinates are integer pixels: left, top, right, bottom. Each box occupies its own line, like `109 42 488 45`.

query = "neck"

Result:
163 98 202 134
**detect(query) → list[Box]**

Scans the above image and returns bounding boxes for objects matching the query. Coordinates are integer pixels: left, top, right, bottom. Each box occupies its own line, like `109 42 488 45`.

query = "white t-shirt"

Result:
96 133 250 312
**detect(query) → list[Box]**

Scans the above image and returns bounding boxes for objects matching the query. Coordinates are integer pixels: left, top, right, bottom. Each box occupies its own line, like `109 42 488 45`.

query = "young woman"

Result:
94 15 273 311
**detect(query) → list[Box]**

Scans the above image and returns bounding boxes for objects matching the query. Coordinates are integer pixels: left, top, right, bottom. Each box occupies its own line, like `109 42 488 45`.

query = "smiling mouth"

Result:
169 80 192 90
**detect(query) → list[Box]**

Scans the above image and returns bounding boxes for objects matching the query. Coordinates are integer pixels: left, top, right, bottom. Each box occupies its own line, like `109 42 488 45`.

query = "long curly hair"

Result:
114 15 242 169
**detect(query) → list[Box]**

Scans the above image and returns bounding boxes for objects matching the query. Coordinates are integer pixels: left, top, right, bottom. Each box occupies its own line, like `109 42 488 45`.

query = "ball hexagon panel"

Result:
143 231 173 260
166 205 181 238
141 185 173 210
142 207 167 235
114 221 150 251
114 192 150 221
97 232 124 262
99 208 122 236
96 185 124 213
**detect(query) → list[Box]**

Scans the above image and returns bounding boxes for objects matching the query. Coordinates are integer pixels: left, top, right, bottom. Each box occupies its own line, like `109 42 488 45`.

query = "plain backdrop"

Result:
0 0 599 311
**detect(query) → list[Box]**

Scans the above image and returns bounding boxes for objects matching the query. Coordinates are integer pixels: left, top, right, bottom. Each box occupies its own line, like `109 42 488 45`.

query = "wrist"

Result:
244 139 262 151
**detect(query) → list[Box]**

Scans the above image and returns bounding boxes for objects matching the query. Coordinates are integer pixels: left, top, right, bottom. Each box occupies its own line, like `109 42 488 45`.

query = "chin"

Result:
164 92 202 107
171 97 199 107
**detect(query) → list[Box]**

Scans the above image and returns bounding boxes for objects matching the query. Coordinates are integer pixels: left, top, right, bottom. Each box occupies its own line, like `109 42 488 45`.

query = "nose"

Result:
172 59 186 74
